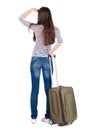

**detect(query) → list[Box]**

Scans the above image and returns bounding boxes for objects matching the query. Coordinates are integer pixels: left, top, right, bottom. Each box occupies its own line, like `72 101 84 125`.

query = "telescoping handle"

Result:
49 55 59 87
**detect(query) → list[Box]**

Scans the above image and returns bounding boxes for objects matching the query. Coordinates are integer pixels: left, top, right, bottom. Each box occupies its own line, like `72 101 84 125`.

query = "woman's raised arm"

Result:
19 8 38 19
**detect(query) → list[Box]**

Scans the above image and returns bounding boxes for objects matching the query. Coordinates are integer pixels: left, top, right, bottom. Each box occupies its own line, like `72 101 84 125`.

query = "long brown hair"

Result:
33 7 55 45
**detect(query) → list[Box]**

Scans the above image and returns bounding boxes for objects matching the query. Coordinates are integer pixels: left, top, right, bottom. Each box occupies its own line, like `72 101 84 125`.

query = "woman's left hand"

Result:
48 51 54 57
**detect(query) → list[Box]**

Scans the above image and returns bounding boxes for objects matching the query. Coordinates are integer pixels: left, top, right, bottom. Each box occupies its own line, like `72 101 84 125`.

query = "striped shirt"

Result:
19 18 63 57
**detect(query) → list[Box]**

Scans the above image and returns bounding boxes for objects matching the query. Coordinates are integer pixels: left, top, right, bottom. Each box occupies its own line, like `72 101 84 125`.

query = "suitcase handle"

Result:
49 55 59 87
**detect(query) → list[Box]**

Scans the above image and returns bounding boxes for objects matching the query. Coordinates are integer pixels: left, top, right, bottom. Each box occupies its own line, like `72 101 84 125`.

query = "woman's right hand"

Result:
31 8 38 12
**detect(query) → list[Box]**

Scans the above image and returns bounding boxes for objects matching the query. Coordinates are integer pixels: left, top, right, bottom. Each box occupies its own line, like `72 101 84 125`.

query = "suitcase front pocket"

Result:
60 87 77 122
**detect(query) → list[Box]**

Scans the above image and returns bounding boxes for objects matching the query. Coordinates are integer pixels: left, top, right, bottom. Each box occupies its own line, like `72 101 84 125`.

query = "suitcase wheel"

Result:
58 122 73 126
67 122 73 125
49 120 54 125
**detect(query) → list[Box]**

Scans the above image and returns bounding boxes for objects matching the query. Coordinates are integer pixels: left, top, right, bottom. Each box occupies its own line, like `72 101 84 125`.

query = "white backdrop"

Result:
0 0 88 130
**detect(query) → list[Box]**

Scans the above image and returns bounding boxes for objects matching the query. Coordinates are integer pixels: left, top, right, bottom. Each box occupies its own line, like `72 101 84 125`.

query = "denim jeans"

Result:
30 56 53 119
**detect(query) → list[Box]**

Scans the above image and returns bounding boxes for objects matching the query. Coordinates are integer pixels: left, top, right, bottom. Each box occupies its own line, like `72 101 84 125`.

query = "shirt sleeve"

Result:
55 26 63 45
18 18 31 27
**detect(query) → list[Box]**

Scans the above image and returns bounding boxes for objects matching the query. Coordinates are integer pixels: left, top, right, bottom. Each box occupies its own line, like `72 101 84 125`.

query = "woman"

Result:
18 7 63 124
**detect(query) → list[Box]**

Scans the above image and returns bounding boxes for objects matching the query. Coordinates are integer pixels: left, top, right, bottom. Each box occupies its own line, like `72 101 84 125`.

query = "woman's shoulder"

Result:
54 26 61 34
54 26 60 31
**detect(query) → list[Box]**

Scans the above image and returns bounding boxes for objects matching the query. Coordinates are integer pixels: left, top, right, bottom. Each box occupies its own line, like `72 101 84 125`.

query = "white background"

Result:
0 0 88 130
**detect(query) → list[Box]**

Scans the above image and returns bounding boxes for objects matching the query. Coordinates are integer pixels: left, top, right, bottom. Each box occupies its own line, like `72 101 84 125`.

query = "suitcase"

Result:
49 86 77 125
49 56 77 125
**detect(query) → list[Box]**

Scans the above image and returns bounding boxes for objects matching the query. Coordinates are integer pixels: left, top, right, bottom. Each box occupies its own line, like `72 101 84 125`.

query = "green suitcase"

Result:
49 86 77 125
48 56 77 125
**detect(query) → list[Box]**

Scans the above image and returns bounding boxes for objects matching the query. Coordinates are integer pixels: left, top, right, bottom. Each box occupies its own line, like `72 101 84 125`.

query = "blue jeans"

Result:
30 57 53 119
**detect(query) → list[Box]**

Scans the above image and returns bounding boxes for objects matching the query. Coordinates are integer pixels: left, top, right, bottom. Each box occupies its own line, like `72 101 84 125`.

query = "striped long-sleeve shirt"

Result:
19 18 63 57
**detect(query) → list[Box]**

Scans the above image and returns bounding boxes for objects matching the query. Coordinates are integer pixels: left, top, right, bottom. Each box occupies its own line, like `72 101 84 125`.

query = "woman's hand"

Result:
49 43 61 57
31 8 38 12
48 51 54 57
